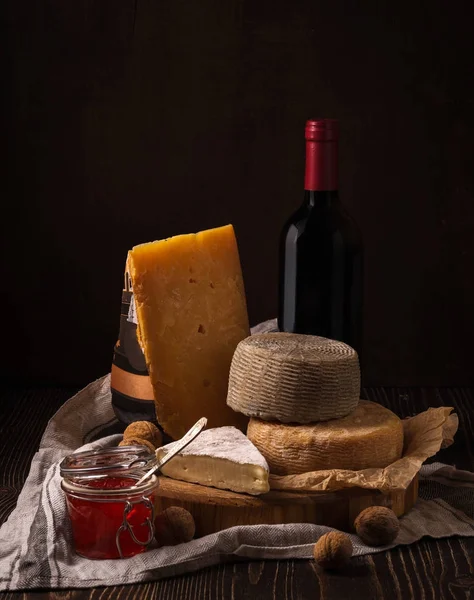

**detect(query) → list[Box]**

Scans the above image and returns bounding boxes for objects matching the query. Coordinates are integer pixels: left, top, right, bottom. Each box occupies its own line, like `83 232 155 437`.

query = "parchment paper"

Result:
269 406 458 493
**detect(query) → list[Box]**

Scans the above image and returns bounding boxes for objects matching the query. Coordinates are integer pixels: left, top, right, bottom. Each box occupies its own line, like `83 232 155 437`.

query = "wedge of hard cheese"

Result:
128 225 250 440
156 426 270 495
247 400 404 475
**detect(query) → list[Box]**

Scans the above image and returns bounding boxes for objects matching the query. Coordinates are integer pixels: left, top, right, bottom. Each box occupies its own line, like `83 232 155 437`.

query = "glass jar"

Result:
60 445 158 560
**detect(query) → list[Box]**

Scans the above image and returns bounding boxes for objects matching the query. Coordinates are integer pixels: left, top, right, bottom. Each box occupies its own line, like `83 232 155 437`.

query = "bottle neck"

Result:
304 139 338 192
304 189 339 208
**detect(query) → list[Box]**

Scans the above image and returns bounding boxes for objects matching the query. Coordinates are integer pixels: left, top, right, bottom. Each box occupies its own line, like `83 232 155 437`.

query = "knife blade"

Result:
134 417 208 487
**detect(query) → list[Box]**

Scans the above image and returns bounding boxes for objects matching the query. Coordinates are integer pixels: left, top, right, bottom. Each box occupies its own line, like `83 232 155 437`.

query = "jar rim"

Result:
61 472 158 497
59 445 157 479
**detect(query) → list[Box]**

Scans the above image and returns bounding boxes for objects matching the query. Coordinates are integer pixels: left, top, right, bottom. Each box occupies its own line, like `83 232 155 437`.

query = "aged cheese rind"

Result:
246 400 404 475
128 225 249 440
157 426 270 495
227 333 360 423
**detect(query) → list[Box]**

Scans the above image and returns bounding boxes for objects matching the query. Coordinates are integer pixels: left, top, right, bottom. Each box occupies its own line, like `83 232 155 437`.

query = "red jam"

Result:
64 477 155 559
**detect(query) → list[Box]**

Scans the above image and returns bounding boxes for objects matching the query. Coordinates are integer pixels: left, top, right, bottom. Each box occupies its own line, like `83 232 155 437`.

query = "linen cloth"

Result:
1 327 474 589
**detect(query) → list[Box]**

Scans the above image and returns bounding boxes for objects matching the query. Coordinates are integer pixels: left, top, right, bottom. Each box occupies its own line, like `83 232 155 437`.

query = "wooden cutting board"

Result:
154 474 419 535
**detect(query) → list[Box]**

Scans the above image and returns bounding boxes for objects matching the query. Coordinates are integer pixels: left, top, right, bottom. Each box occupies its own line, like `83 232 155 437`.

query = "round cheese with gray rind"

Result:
247 400 404 475
226 333 360 423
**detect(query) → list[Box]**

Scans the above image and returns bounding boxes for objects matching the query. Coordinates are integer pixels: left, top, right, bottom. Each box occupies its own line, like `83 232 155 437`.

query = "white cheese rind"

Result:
227 333 360 423
246 400 404 475
157 426 270 495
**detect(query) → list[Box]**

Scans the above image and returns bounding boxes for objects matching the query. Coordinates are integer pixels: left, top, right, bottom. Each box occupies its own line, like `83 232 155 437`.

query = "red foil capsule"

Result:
304 119 339 191
60 446 158 559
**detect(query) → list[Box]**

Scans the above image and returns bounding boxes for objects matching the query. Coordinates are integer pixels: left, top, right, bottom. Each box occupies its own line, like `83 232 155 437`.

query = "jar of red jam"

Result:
60 446 158 560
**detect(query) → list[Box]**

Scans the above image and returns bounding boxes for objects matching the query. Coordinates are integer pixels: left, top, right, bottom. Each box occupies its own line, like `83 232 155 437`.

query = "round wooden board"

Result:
154 474 419 536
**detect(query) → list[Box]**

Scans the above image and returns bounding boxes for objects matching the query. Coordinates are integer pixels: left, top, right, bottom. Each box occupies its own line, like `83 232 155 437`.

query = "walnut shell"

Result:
313 532 352 570
118 437 156 454
354 506 400 546
154 507 196 547
123 421 162 449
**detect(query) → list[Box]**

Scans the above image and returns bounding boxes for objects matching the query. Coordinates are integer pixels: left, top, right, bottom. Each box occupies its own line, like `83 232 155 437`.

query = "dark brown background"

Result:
2 0 473 387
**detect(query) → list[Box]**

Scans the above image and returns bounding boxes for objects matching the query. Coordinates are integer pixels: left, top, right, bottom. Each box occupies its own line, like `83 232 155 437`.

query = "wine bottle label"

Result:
127 294 138 325
110 259 159 427
112 289 149 375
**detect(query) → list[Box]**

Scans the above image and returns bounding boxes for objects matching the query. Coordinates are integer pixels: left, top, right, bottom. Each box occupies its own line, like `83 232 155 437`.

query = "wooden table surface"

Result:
1 385 473 599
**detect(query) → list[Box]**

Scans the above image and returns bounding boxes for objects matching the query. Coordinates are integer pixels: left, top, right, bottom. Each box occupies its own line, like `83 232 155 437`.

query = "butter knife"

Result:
134 417 208 487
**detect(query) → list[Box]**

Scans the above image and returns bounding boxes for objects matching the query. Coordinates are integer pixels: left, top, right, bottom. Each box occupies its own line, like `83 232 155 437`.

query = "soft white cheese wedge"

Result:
156 426 270 495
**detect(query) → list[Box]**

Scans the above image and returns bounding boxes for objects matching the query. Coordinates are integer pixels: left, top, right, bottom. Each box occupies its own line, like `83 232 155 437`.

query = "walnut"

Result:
123 421 162 449
118 437 156 454
313 532 352 570
154 507 196 547
354 506 400 546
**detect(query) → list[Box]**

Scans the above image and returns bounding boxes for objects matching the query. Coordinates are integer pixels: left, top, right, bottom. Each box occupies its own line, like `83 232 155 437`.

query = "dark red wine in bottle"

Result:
278 119 363 355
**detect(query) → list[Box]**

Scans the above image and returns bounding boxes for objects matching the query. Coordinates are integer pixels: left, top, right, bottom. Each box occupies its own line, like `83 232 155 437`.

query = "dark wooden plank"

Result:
0 386 77 523
2 0 474 387
1 385 473 599
2 538 474 600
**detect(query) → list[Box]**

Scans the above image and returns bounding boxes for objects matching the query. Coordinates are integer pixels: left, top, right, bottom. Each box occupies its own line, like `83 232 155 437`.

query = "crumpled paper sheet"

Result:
269 406 458 493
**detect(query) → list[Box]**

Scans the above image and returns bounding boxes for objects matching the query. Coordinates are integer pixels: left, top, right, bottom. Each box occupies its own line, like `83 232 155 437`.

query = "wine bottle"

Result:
278 118 363 355
110 257 158 426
